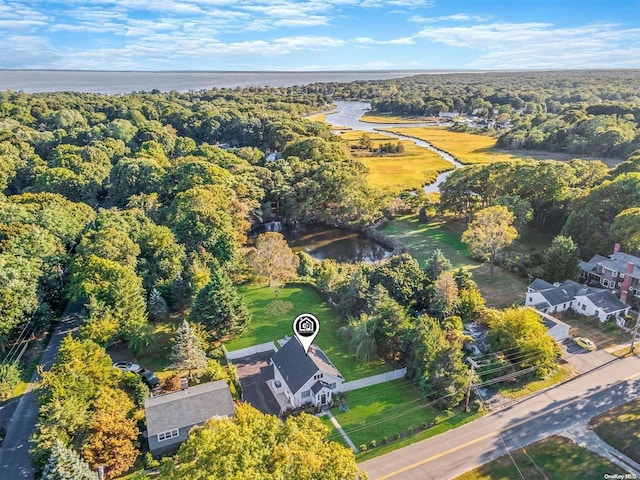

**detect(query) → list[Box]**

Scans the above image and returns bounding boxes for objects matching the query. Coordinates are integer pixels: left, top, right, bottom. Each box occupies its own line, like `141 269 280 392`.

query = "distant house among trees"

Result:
145 380 235 455
438 111 460 118
525 278 630 323
579 243 640 304
269 338 344 409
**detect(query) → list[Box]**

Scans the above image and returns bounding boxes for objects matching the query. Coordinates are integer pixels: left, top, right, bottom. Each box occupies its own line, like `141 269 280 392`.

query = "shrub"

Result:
359 444 368 452
143 452 159 469
121 373 150 407
369 440 377 449
0 363 21 401
382 436 389 444
164 374 182 392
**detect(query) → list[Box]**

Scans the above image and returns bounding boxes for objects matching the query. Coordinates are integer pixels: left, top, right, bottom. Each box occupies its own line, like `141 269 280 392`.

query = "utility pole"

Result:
630 308 640 354
465 356 480 411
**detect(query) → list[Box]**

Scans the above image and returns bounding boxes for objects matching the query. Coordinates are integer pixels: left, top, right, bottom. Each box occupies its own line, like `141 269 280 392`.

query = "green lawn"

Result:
496 363 577 399
455 435 619 479
228 284 391 380
327 379 439 449
591 398 640 463
381 215 528 308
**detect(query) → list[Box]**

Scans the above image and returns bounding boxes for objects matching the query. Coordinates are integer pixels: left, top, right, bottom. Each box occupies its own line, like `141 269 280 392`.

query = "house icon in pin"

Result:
298 317 314 333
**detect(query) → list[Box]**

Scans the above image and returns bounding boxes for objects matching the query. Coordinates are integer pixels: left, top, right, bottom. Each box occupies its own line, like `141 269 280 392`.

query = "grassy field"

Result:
227 284 391 380
591 398 640 463
455 435 619 480
379 127 515 164
359 112 438 124
306 113 326 122
339 129 453 193
381 215 528 308
328 379 438 449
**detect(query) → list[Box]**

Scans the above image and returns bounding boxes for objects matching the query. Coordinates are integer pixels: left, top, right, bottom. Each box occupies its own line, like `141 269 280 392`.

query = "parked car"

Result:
574 337 596 351
137 368 161 389
112 362 141 373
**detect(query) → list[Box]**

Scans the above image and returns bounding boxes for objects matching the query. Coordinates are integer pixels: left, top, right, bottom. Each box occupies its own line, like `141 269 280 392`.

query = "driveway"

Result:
561 338 617 374
231 351 281 416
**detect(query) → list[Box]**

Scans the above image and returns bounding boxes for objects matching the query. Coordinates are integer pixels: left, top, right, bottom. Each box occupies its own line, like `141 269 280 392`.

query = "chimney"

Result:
620 262 635 304
614 243 622 254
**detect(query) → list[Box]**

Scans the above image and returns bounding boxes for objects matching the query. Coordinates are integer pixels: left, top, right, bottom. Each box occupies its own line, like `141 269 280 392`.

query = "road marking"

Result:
372 369 640 480
374 431 498 480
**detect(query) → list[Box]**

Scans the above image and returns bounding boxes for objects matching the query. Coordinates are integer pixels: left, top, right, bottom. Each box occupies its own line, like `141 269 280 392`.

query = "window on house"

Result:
157 429 179 442
528 297 532 302
582 304 586 311
563 303 566 309
330 383 336 389
301 390 310 398
602 280 609 287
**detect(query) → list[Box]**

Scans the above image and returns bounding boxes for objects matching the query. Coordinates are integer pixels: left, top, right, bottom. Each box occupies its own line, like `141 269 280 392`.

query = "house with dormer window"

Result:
269 337 344 409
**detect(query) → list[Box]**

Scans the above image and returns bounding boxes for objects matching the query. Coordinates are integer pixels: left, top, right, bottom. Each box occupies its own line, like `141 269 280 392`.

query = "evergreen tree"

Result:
148 288 168 321
170 320 208 378
42 440 98 480
543 235 580 283
424 249 453 281
189 264 251 341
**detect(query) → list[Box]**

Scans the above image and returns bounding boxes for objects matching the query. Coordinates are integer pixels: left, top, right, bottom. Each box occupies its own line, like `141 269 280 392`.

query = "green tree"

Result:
543 235 580 282
78 228 140 270
0 362 21 401
246 232 298 288
170 320 208 378
487 307 561 377
189 264 251 341
462 206 518 273
490 194 533 230
423 249 452 282
148 288 168 321
159 404 367 480
611 207 640 254
42 440 98 480
368 253 426 307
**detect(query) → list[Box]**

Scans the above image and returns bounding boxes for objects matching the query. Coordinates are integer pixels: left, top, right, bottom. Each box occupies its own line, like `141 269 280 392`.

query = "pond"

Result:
256 222 392 263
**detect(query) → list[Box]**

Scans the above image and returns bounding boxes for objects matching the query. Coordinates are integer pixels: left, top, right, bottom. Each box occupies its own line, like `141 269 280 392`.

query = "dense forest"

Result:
2 72 640 477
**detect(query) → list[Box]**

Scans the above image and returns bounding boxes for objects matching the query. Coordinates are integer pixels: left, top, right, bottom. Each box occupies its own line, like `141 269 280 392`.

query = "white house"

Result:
269 337 344 408
525 279 630 323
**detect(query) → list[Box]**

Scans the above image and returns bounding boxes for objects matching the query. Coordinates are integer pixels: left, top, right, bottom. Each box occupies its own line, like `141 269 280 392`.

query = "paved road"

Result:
361 355 640 480
0 313 78 480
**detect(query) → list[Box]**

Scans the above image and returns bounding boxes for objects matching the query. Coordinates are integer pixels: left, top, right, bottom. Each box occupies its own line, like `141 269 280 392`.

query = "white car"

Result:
112 361 141 373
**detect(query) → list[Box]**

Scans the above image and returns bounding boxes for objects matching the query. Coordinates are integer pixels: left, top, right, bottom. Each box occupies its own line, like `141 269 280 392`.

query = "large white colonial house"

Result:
269 337 344 408
525 279 630 323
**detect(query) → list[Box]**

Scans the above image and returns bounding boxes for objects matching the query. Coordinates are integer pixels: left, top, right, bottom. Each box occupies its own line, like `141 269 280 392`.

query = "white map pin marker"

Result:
293 313 319 355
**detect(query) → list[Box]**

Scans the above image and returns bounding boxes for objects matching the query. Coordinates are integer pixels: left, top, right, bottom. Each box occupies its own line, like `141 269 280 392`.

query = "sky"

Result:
1 0 639 71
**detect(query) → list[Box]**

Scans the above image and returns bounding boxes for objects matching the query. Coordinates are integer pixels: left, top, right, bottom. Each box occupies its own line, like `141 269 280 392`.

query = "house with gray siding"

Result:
579 243 640 304
145 380 235 456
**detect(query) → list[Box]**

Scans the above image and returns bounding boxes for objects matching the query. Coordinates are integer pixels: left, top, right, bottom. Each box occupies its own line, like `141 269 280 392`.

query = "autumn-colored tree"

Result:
246 232 298 288
82 389 139 479
462 205 518 273
431 271 459 318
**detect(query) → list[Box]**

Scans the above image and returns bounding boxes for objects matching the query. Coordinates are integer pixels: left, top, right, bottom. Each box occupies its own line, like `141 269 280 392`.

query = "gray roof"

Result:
145 380 234 436
578 290 629 313
531 280 608 308
310 380 331 395
529 278 553 291
533 301 551 310
583 253 640 279
271 338 343 395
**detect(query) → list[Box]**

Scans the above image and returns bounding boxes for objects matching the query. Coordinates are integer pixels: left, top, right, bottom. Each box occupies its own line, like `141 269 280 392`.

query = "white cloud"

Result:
409 13 491 23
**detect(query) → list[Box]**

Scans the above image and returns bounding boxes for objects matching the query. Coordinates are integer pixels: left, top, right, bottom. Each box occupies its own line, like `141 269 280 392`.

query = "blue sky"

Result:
1 0 639 70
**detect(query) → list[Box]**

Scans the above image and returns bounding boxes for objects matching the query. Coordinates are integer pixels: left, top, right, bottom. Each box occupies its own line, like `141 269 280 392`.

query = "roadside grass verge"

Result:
381 214 528 307
339 130 454 193
495 362 577 399
360 112 438 124
228 284 390 380
590 398 640 463
558 312 631 349
454 435 619 480
355 408 483 462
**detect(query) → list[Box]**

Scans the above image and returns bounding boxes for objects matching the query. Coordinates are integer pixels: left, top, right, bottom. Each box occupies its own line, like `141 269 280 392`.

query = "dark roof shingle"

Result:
145 380 234 435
